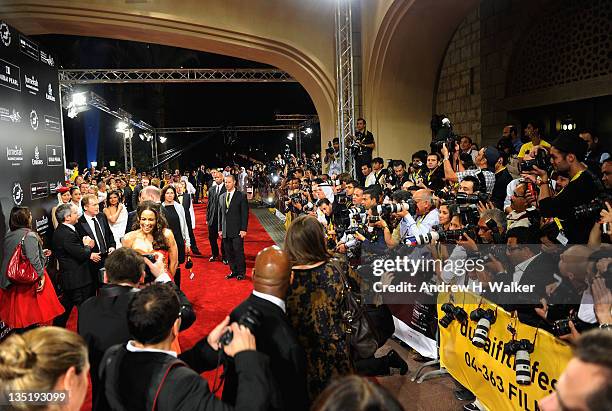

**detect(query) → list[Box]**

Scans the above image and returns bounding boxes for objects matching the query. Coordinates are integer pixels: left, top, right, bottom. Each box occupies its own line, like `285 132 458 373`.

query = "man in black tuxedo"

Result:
100 284 272 411
218 174 248 280
131 175 150 212
123 176 137 212
207 170 226 262
78 248 195 411
52 203 96 327
222 246 308 411
76 194 116 290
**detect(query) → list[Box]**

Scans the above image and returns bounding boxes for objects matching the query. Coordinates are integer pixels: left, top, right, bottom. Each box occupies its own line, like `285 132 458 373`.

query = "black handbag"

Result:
330 258 380 360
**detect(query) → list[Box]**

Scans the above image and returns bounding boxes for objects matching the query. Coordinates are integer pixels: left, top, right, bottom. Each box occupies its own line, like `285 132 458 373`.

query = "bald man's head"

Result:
253 246 291 297
559 245 592 284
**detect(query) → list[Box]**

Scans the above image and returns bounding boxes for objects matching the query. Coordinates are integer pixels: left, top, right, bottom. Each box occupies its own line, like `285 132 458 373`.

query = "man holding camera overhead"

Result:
531 131 603 243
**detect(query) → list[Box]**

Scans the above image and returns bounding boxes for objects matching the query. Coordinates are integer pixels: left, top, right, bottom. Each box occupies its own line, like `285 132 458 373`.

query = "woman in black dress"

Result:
161 184 190 288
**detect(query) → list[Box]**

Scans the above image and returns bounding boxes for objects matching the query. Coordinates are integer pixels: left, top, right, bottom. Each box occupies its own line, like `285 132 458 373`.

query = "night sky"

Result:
32 35 320 171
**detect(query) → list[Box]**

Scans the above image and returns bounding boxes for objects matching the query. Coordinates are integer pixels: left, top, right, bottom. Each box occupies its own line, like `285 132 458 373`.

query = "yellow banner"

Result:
438 292 572 411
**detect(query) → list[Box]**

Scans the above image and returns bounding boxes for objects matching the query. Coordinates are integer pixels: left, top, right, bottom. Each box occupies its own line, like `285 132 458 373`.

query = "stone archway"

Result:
0 0 338 139
362 0 478 160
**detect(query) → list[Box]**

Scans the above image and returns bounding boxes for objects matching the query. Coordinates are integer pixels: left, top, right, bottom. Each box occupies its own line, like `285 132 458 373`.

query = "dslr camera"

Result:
219 306 262 346
518 149 549 172
439 303 468 328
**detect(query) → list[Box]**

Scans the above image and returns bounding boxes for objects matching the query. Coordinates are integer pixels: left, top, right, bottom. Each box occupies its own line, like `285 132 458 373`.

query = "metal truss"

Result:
335 0 356 177
58 68 296 85
155 125 299 134
274 114 318 122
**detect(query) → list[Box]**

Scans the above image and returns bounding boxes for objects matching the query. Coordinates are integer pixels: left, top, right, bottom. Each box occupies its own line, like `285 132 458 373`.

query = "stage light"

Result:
72 92 87 107
139 133 145 141
287 132 294 140
116 121 128 133
305 127 312 134
159 136 167 143
66 91 90 118
109 161 116 167
90 161 97 167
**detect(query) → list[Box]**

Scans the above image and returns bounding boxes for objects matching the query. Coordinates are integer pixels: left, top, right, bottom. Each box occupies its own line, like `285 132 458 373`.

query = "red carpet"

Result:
70 202 276 410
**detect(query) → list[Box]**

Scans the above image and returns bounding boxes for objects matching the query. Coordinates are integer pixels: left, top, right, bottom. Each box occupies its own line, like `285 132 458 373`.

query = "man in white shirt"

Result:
361 163 376 187
76 194 116 290
398 189 439 241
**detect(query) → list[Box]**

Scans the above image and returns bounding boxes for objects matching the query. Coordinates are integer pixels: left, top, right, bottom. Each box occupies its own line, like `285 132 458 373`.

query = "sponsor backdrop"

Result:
0 21 64 253
438 292 572 411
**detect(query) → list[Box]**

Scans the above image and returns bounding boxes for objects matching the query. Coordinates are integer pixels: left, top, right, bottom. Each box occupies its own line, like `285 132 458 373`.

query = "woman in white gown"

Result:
103 190 128 248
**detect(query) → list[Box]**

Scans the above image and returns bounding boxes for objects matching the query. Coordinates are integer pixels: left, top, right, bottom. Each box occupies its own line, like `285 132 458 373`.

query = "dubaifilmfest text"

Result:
438 292 572 411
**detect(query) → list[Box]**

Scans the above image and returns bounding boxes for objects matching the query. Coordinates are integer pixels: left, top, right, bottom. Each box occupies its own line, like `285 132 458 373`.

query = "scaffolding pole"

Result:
335 0 356 177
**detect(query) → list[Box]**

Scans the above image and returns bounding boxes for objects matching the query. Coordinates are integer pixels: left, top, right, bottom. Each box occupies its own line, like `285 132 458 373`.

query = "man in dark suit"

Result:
100 284 272 411
131 175 150 212
218 174 248 280
76 194 116 290
52 203 97 327
222 246 308 411
79 248 195 411
207 170 226 262
123 176 137 213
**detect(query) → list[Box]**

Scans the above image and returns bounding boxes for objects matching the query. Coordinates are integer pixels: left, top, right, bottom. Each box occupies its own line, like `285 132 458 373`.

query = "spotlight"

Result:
139 133 146 141
109 161 116 167
305 127 312 134
116 121 128 133
90 161 97 167
72 92 87 107
66 91 90 118
287 132 294 141
159 136 167 144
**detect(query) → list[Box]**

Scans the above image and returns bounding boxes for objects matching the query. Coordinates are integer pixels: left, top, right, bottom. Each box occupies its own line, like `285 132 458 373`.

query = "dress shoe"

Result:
209 255 219 262
454 388 476 402
386 349 409 375
222 259 228 265
192 248 202 255
226 272 238 280
235 274 246 280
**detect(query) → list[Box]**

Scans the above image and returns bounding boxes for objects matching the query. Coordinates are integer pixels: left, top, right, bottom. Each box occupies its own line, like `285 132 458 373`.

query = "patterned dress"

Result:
286 257 355 401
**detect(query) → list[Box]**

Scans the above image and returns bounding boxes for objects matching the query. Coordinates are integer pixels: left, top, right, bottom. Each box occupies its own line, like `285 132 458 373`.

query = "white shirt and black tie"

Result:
84 213 107 253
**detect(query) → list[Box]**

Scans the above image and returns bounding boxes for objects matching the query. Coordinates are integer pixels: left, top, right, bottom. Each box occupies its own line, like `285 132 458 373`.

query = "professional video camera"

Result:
574 193 612 219
430 114 459 155
447 203 481 226
518 148 549 172
452 192 490 205
219 306 262 346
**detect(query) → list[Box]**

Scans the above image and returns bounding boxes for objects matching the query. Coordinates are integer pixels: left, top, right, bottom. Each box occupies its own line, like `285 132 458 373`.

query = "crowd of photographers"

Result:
274 118 612 411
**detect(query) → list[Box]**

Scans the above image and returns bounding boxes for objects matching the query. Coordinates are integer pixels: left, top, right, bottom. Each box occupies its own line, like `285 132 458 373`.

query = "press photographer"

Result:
532 131 604 243
352 118 376 169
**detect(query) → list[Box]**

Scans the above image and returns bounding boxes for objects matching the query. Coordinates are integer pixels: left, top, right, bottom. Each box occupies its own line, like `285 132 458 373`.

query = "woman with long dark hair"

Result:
121 201 178 278
284 214 356 401
104 189 128 247
161 184 190 287
0 207 64 331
